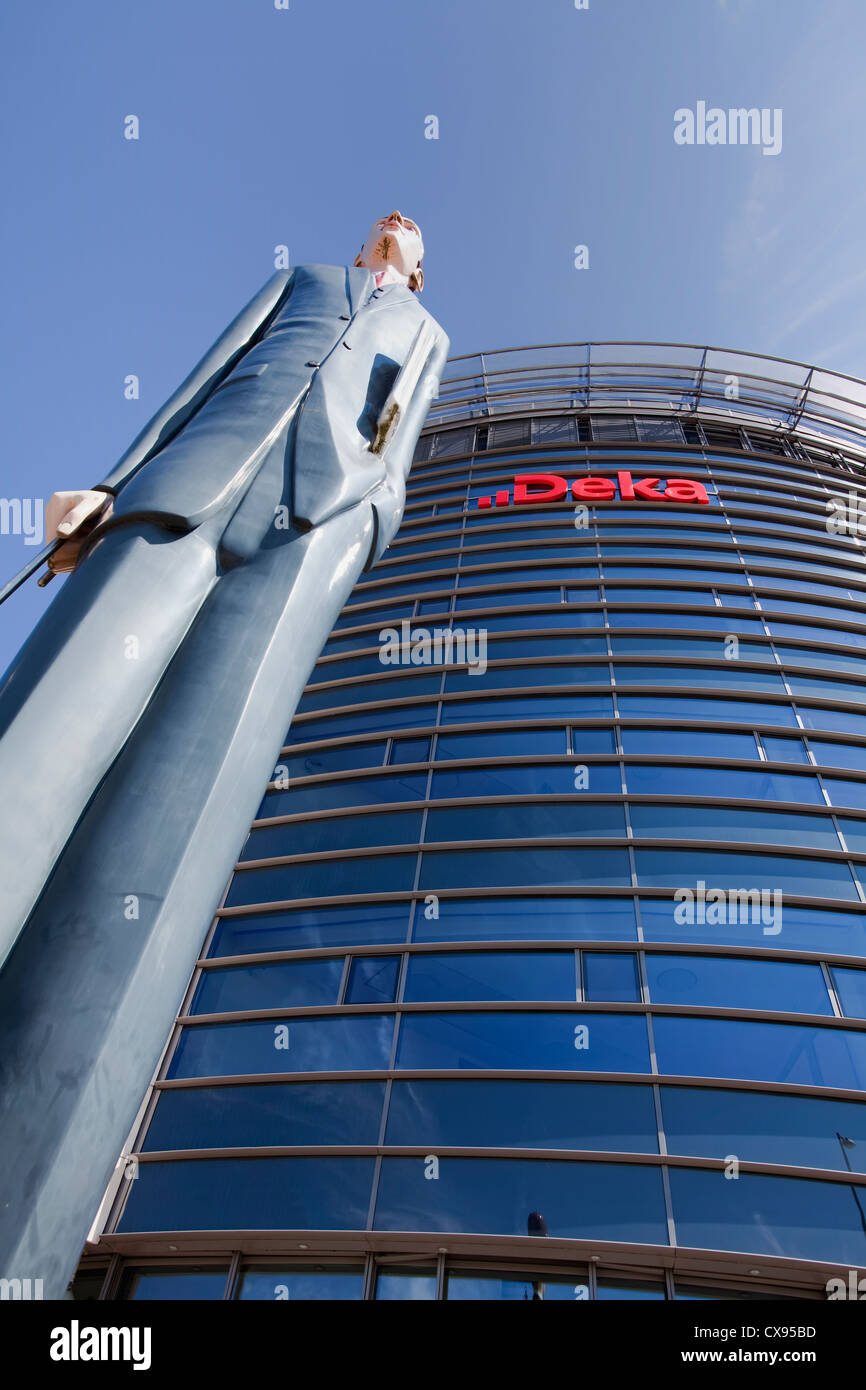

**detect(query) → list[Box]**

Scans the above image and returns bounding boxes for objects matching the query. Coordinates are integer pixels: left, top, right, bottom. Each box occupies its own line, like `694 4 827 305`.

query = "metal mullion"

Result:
97 1255 123 1301
336 953 352 1006
821 961 844 1019
224 1251 241 1301
435 1251 447 1300
659 1160 678 1251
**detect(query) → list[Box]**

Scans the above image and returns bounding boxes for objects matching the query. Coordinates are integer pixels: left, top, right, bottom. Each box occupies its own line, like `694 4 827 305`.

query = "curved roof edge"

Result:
425 341 866 459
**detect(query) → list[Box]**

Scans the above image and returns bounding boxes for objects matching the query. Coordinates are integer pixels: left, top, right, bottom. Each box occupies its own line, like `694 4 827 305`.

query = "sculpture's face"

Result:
356 211 424 288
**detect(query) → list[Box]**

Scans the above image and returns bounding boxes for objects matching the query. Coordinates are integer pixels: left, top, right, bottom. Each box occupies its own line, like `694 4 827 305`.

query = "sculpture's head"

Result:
354 211 424 291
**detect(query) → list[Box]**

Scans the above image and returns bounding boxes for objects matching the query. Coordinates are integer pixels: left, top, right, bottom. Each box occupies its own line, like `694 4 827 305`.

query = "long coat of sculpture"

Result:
0 220 448 1296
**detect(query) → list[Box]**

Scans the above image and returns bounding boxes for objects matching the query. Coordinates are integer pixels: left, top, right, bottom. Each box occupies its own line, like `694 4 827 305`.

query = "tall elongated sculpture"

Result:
0 213 448 1296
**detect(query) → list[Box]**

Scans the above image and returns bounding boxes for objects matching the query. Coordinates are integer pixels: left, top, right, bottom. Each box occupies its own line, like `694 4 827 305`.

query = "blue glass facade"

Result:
84 348 866 1301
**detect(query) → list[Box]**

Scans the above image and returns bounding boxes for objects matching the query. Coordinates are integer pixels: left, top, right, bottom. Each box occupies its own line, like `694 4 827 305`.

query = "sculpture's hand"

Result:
46 490 112 573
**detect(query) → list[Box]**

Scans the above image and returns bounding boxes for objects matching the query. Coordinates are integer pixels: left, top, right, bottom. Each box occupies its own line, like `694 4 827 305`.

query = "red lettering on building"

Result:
477 471 710 509
573 477 616 501
512 473 569 505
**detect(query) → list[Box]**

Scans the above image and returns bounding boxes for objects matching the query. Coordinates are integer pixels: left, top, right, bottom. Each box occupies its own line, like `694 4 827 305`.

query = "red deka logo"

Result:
477 471 710 508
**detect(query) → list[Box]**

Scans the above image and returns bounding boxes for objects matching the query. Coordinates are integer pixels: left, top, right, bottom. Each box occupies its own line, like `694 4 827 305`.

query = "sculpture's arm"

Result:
365 319 450 565
98 269 294 496
42 270 295 571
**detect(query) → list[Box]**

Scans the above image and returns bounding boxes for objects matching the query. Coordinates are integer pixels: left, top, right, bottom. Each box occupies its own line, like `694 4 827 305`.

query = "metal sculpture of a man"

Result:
0 212 448 1297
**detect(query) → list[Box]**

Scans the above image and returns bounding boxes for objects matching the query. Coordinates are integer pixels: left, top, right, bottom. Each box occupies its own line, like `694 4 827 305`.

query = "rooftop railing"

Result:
426 342 866 458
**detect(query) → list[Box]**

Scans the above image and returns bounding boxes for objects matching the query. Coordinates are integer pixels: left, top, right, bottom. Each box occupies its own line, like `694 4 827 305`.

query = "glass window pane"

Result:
646 954 831 1013
808 739 866 772
532 416 578 445
618 695 798 727
120 1267 228 1300
424 802 627 842
374 1157 668 1244
390 737 432 765
832 967 866 1020
435 728 570 759
761 736 810 764
597 1280 665 1300
345 955 401 1005
583 953 640 1002
446 1271 588 1300
296 675 441 714
412 896 638 943
441 694 614 723
290 705 438 741
624 765 822 804
628 804 839 850
275 743 388 779
636 848 859 900
798 706 866 738
614 664 785 695
639 898 866 955
403 952 575 1002
838 817 866 854
605 587 716 605
825 779 866 811
240 811 423 860
142 1082 386 1151
118 1157 377 1233
237 1266 364 1300
258 773 426 819
661 1086 866 1173
225 855 418 905
635 418 685 443
190 959 344 1015
653 1015 866 1088
620 728 758 759
669 1168 866 1266
418 847 632 891
444 664 610 696
208 902 411 956
167 1015 395 1079
375 1269 437 1300
396 1012 650 1072
431 765 622 798
384 1078 659 1152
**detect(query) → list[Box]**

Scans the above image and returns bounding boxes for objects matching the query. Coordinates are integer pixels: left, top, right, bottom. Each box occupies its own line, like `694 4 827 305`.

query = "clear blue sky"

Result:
1 0 865 665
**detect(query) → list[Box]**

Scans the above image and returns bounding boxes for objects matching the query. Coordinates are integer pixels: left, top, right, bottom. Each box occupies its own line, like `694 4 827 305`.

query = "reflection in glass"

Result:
661 1086 866 1173
118 1158 377 1233
191 958 344 1015
375 1268 437 1300
142 1081 385 1152
403 952 575 1002
653 1015 866 1089
167 1014 395 1078
208 902 411 956
374 1157 668 1245
583 953 640 1002
345 955 401 1005
120 1267 228 1300
446 1271 587 1300
236 1266 364 1300
384 1079 659 1152
396 1011 650 1073
412 896 637 943
670 1168 866 1266
646 954 831 1014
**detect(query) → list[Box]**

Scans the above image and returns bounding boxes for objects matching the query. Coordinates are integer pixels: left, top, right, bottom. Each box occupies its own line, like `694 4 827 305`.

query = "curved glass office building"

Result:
83 344 866 1301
